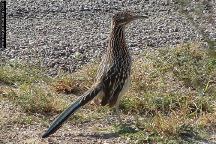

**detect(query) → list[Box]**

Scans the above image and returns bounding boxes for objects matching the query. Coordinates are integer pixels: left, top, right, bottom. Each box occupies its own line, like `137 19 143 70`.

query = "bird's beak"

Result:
133 15 148 20
126 14 149 25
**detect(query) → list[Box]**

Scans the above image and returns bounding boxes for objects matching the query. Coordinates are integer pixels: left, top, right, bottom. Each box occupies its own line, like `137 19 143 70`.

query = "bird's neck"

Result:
108 24 127 53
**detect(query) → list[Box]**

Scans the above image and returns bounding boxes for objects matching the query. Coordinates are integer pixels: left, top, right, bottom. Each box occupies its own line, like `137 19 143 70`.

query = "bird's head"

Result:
112 11 148 26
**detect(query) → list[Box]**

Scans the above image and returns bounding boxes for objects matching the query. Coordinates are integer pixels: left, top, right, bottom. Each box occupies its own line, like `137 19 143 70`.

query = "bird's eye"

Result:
120 16 125 20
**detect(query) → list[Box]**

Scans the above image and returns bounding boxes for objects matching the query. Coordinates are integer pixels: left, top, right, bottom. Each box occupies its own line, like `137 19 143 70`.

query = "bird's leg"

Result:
115 105 123 125
105 105 123 125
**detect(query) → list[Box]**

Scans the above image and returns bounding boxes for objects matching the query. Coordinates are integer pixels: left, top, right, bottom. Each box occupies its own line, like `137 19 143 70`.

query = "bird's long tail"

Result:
42 83 102 138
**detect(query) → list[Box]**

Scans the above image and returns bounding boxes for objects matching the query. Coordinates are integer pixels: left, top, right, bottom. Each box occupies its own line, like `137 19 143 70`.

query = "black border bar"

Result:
0 1 6 49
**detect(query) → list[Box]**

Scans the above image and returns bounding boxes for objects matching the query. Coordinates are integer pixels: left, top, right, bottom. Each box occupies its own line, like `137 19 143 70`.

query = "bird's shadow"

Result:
82 124 139 139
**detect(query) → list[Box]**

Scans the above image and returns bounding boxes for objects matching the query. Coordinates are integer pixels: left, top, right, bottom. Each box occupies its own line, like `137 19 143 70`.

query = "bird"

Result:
42 11 147 138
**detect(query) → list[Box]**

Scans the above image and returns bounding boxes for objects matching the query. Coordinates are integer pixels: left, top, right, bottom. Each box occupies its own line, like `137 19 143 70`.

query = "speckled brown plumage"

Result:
42 11 147 138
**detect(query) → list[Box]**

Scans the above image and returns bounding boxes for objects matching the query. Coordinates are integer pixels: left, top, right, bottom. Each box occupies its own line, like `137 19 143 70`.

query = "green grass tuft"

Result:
0 62 51 86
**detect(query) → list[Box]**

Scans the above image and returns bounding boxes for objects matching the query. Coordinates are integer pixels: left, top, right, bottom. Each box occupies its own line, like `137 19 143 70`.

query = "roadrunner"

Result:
42 11 147 138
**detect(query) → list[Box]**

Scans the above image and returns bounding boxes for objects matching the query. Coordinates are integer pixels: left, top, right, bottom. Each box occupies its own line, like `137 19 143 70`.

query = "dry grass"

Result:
0 42 215 143
118 43 216 142
51 63 98 95
0 62 67 115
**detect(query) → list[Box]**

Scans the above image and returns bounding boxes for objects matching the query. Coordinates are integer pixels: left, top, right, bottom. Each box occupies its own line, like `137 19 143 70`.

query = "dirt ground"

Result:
0 99 132 144
1 99 216 144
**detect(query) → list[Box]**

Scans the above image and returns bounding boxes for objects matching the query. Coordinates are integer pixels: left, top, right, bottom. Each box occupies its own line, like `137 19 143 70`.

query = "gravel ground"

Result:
2 0 215 75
